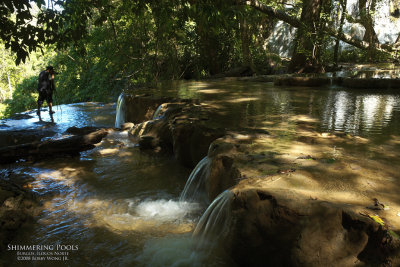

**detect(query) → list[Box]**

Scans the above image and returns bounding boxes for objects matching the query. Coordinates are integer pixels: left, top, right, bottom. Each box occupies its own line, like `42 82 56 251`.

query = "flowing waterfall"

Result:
136 190 235 266
266 21 297 58
152 104 163 120
179 156 212 205
192 190 234 248
115 93 126 128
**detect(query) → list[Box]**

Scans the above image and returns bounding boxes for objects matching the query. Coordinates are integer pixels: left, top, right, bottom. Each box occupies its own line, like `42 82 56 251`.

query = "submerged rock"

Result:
0 172 39 253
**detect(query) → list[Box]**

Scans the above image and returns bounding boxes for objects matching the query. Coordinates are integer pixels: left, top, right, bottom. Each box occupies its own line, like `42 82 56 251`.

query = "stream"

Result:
1 79 400 266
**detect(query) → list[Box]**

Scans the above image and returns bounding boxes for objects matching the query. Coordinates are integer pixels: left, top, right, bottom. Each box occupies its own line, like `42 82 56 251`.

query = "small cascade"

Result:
115 93 126 128
152 104 163 120
179 156 212 204
192 190 234 247
136 190 235 267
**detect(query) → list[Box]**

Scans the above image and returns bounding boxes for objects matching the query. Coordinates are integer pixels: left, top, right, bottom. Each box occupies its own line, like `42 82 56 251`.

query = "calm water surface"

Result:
154 81 400 141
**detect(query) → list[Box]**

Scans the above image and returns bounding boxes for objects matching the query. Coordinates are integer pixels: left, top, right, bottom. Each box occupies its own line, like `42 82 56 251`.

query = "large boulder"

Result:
191 128 400 265
129 101 226 168
123 94 173 124
206 154 240 203
171 120 226 168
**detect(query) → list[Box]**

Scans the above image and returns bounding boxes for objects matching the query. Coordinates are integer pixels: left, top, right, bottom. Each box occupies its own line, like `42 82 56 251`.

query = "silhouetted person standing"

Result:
37 66 57 121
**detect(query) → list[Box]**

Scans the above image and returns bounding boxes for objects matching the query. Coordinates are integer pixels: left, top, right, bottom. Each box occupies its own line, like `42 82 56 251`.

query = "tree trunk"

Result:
0 87 5 101
240 16 253 69
7 72 12 99
0 129 109 164
196 23 222 75
359 0 379 60
334 0 347 66
289 0 324 73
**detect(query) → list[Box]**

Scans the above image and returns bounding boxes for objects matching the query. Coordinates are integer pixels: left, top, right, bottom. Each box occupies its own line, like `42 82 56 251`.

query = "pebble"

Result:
397 212 400 217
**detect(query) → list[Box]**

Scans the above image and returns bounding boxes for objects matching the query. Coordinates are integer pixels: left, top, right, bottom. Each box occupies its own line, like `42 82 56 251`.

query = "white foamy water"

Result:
135 199 201 222
135 191 236 267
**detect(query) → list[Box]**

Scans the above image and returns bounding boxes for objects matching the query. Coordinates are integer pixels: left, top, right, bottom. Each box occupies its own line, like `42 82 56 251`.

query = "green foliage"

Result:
0 0 62 64
337 47 392 63
1 0 396 119
0 42 57 118
2 76 37 118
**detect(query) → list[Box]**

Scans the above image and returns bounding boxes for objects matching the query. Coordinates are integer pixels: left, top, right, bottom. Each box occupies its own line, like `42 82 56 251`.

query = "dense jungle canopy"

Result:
1 0 400 117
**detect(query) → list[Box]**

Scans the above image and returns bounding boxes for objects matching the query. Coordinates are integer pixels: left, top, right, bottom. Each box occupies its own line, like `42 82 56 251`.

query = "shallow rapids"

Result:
1 102 207 266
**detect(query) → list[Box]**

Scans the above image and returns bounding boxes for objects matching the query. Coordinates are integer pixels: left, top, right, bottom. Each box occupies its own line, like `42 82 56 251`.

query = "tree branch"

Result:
240 0 398 55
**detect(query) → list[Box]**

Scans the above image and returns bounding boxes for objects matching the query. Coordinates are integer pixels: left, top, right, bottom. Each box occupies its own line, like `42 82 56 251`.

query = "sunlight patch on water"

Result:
226 97 259 103
39 196 199 236
197 89 230 94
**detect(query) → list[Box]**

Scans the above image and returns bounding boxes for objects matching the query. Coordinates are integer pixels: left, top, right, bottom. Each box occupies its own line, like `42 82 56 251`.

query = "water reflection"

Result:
0 102 115 133
321 91 400 136
154 81 400 140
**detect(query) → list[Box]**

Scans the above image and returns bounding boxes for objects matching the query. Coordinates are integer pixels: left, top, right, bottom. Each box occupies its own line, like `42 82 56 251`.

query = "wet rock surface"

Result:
229 189 400 267
123 94 174 123
0 129 56 147
191 124 400 265
128 101 226 168
0 129 109 164
65 126 102 135
120 122 134 131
